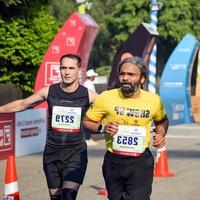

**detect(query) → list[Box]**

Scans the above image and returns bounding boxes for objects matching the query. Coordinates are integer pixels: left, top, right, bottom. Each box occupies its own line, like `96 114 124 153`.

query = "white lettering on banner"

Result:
52 45 60 54
172 104 184 112
0 121 12 152
177 48 191 52
3 196 14 200
112 125 146 156
17 118 45 127
0 129 3 147
172 112 184 120
69 20 76 27
15 109 47 157
4 126 11 146
20 127 39 138
52 106 81 133
172 104 184 120
164 82 183 88
66 37 76 46
170 64 186 70
45 62 61 86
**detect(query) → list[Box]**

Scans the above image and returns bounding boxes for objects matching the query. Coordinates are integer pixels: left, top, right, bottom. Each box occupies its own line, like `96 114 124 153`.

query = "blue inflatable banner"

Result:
160 34 199 125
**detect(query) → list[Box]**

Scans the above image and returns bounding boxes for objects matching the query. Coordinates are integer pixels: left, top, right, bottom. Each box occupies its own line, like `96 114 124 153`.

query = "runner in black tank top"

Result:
46 83 89 146
0 54 98 200
43 83 91 200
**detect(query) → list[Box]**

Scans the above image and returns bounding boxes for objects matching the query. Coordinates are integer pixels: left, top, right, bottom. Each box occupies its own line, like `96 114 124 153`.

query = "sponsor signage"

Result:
0 114 15 160
15 109 47 157
160 34 199 125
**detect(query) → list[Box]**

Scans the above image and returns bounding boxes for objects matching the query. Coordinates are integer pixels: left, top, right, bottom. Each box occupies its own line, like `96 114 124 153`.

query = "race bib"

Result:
112 125 146 156
52 106 81 133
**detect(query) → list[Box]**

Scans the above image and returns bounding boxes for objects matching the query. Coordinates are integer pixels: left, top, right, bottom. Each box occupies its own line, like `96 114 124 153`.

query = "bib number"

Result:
52 106 81 133
116 135 139 146
112 125 146 156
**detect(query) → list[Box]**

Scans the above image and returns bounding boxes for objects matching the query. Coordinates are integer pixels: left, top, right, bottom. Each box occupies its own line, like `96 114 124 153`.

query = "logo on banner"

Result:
52 45 60 54
3 196 14 200
170 64 186 70
45 62 61 86
172 103 184 120
0 121 13 152
69 20 76 27
163 82 183 88
21 127 39 138
66 37 76 46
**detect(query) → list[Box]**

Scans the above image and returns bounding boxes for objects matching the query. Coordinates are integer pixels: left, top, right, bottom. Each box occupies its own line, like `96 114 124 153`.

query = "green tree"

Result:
90 0 200 76
88 0 121 68
47 0 76 24
0 9 60 92
1 0 200 92
157 0 200 68
87 0 150 69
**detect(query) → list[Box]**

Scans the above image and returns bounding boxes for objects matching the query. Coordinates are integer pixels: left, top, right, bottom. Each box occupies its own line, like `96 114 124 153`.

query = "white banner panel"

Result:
15 108 47 157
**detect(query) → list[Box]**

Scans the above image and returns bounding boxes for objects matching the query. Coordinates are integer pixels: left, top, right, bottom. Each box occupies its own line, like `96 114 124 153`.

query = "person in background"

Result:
0 53 97 200
84 69 98 92
83 56 169 200
83 69 99 146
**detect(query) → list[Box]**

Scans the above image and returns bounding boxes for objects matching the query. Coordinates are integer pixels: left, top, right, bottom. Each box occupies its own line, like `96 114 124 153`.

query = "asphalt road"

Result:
0 123 200 200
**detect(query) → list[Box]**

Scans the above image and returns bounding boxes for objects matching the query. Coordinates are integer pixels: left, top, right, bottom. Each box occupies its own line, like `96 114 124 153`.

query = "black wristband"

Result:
97 124 104 133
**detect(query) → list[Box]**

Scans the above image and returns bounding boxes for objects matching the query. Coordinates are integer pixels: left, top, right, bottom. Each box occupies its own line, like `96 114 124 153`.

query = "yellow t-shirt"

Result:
86 88 166 153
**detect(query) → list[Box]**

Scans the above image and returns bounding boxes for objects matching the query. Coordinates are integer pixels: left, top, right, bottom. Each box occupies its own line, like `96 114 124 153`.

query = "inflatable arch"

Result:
159 34 199 125
108 23 158 89
34 12 99 96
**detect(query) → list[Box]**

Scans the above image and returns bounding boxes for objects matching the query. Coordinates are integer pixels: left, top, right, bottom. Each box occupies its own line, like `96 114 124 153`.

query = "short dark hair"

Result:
60 53 81 68
118 56 148 80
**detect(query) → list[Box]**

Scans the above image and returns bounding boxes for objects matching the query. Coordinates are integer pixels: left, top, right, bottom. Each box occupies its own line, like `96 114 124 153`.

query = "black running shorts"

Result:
43 143 88 189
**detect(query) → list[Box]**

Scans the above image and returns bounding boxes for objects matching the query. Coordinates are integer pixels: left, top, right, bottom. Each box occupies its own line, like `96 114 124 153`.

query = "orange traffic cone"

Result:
3 156 20 200
154 145 174 177
98 188 108 197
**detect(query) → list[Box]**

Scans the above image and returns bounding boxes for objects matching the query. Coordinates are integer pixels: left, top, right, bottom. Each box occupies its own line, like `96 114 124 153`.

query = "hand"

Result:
104 121 118 136
153 134 165 149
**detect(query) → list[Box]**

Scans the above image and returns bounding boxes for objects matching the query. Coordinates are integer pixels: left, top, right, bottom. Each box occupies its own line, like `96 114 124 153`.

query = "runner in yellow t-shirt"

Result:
83 56 169 200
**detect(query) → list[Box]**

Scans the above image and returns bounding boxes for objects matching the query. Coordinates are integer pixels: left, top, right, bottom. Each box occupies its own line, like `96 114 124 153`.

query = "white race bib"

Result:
52 106 81 133
112 125 146 156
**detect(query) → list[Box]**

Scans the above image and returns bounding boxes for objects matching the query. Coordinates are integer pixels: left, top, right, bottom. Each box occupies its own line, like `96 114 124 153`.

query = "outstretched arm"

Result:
0 87 49 113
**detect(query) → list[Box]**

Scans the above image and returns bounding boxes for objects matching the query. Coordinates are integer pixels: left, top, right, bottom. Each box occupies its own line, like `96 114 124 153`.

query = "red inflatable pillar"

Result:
34 12 99 108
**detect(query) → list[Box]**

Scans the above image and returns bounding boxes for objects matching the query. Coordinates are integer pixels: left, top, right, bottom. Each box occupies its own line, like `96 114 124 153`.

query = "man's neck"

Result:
60 82 79 93
131 89 141 98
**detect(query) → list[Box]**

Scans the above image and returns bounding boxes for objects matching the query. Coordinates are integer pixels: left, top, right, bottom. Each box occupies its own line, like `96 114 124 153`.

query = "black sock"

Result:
50 194 61 200
61 188 77 200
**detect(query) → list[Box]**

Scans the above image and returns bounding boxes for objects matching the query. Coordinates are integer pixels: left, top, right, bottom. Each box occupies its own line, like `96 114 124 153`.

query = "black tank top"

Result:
46 83 90 147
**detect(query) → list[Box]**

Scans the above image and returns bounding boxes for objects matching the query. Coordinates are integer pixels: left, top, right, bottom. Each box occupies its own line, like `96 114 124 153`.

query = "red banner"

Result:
0 113 15 160
34 12 99 109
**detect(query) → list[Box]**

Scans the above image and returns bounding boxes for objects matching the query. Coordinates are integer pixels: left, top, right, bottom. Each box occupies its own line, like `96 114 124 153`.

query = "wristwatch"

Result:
97 124 105 133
